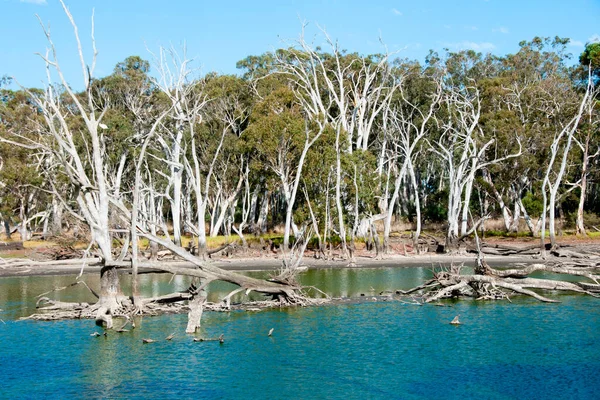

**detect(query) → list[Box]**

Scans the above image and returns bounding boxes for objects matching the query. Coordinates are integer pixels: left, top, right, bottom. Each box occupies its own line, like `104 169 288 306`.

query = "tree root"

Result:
22 296 332 323
404 259 600 303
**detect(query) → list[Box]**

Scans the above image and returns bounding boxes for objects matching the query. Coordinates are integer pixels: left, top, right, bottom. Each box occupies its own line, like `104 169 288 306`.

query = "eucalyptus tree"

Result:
573 43 600 235
245 84 317 249
381 59 443 251
429 50 521 250
150 46 207 247
495 37 591 249
483 38 570 235
177 73 249 252
208 132 246 238
0 88 48 240
198 74 251 239
478 75 529 233
539 72 594 250
270 27 399 257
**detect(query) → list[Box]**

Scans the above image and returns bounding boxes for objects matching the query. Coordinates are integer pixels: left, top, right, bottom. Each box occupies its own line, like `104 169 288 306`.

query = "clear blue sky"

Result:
1 0 599 89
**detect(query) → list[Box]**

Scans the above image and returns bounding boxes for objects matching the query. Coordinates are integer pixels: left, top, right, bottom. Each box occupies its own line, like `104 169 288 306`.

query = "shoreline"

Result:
0 253 539 278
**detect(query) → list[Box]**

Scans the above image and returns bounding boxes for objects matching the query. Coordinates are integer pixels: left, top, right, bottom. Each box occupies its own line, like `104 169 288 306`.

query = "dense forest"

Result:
2 33 598 253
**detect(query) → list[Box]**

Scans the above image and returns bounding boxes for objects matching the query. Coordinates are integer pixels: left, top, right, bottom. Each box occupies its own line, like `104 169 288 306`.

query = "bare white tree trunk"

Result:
281 122 324 250
20 2 127 326
540 71 593 251
334 126 348 258
151 46 207 247
431 83 521 251
575 90 598 236
256 190 270 233
482 168 512 231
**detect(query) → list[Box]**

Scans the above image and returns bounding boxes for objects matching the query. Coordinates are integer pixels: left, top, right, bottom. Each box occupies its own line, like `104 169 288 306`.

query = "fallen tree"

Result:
400 253 600 303
22 233 318 331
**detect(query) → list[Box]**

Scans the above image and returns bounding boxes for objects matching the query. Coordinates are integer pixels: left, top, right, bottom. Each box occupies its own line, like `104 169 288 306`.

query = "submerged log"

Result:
193 334 224 343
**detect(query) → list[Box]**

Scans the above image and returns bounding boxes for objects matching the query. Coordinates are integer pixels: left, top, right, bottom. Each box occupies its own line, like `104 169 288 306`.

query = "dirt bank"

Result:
0 253 540 278
1 236 597 278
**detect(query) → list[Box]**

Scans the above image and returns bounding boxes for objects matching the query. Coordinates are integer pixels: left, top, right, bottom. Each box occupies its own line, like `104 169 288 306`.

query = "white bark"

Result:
382 70 443 251
281 122 324 250
431 82 521 249
540 69 593 250
150 46 206 247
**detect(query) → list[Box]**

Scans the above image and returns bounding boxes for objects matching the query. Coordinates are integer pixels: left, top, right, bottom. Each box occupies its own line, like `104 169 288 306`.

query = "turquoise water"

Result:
1 267 599 399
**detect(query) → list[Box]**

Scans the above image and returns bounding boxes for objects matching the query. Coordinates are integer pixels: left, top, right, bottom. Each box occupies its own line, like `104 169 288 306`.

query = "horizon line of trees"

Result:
1 28 599 260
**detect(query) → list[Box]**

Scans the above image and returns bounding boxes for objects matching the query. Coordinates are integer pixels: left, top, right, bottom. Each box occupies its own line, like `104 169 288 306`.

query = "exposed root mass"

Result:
403 258 600 303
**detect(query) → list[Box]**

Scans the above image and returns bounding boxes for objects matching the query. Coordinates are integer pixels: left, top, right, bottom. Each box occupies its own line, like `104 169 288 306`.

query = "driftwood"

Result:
36 297 90 310
207 241 238 256
403 256 600 303
465 240 600 259
466 242 547 256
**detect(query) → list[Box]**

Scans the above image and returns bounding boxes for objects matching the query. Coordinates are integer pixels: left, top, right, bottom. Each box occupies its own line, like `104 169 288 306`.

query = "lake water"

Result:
1 266 599 399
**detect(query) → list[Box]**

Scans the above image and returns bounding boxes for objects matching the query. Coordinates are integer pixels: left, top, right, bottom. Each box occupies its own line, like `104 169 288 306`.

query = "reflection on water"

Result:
0 266 435 320
1 267 599 399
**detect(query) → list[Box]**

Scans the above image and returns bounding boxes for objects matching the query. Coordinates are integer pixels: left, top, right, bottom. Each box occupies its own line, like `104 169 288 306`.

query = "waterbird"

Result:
450 315 461 325
268 328 274 337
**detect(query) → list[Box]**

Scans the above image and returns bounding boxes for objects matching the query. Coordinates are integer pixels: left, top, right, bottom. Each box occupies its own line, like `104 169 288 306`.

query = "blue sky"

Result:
1 0 599 89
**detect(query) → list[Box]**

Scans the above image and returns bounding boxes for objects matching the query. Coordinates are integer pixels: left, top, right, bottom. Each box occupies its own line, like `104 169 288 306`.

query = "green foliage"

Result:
423 189 448 223
521 192 543 218
580 42 600 68
0 75 11 89
0 88 47 221
5 32 600 242
580 42 600 85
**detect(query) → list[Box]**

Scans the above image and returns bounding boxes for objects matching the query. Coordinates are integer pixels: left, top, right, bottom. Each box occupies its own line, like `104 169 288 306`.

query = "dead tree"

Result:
430 80 521 252
539 66 594 252
401 257 600 303
274 25 399 258
13 1 130 326
20 3 316 332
